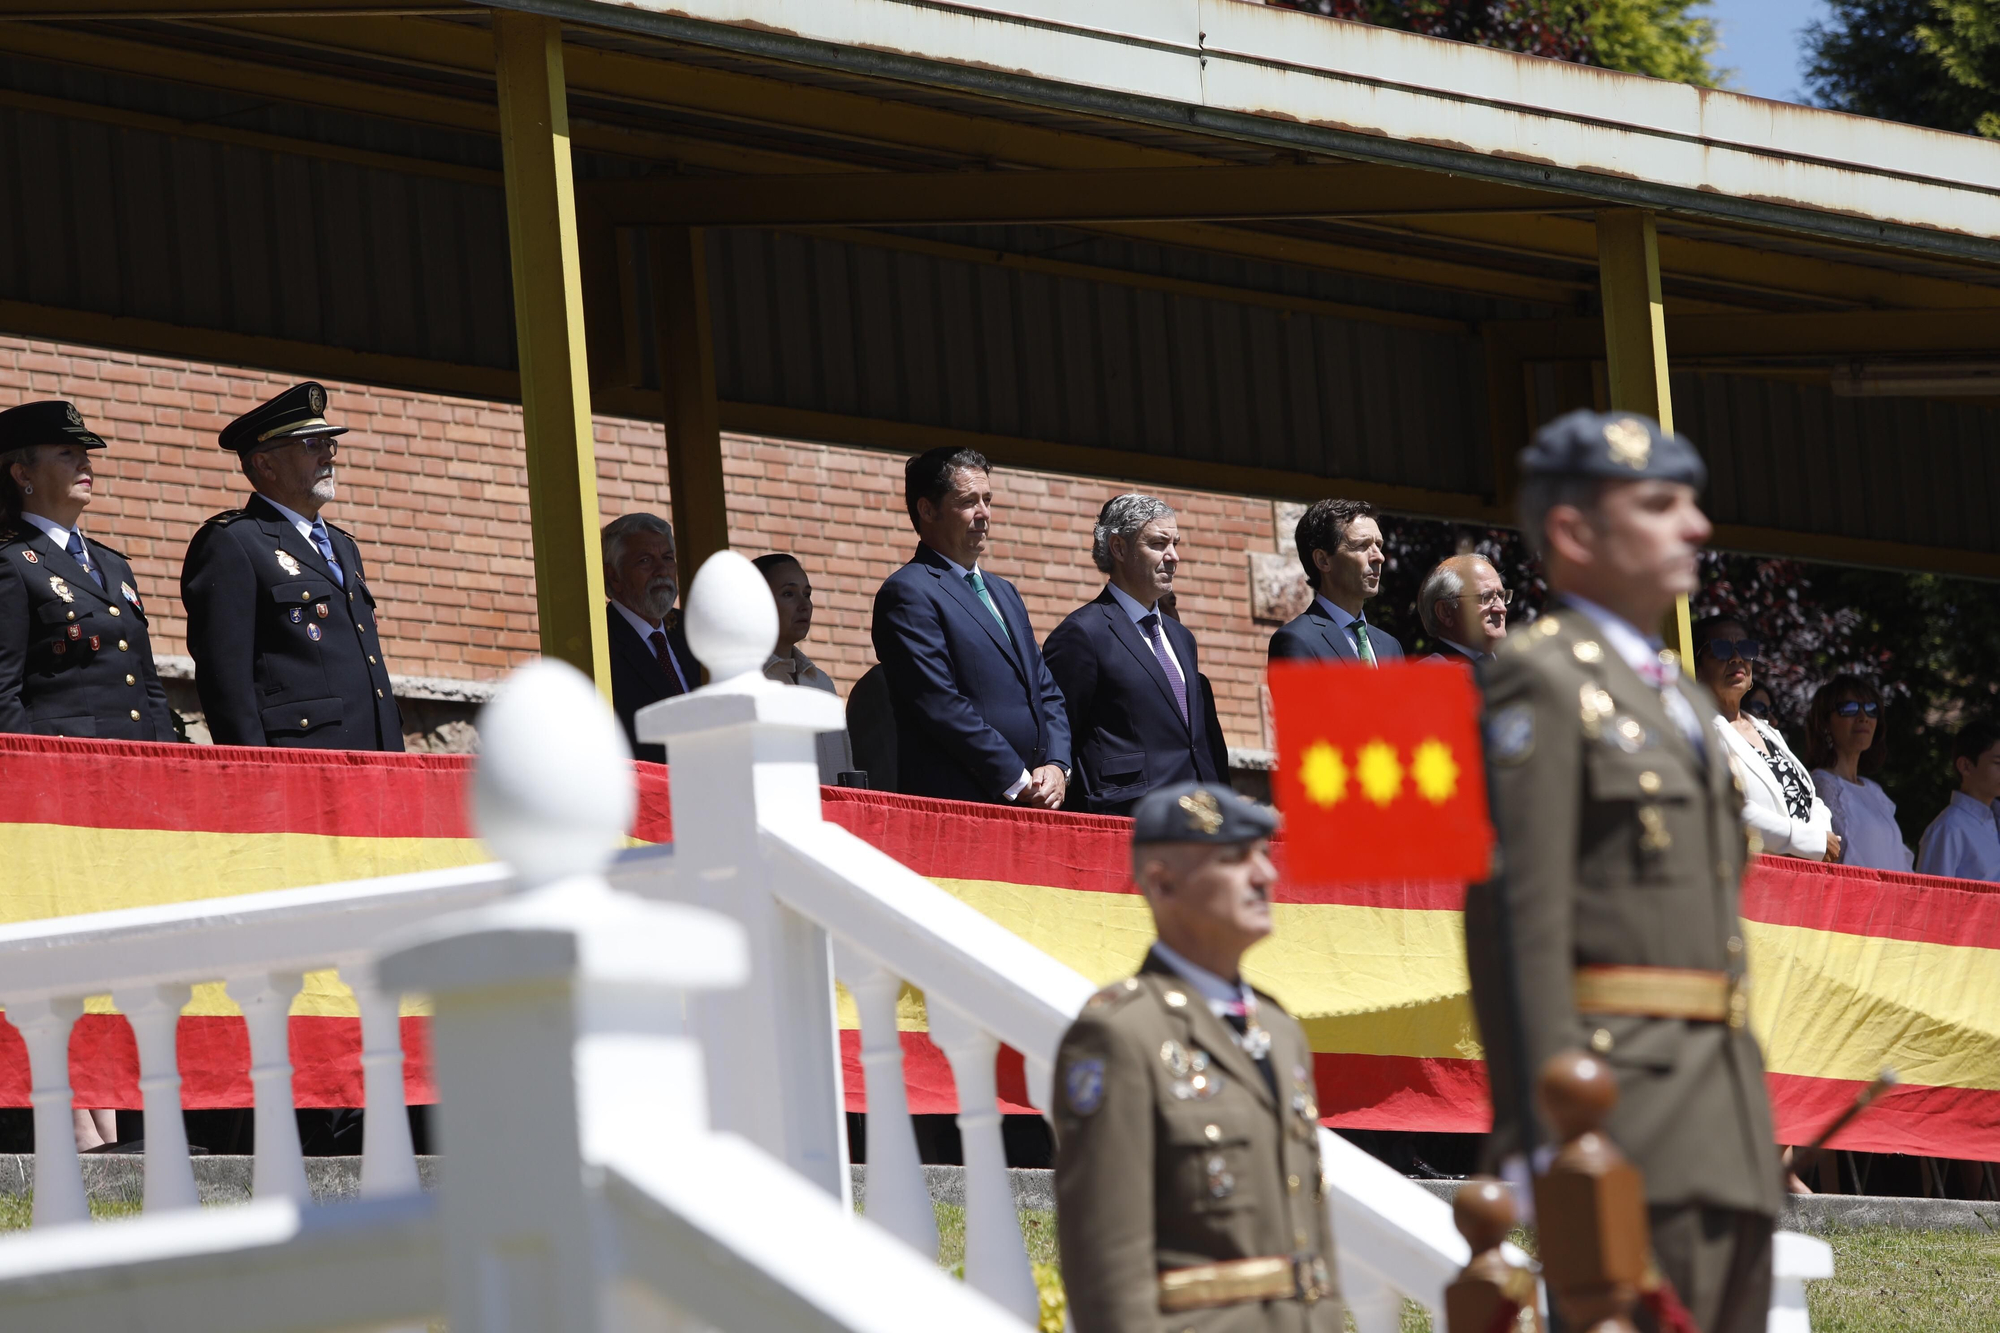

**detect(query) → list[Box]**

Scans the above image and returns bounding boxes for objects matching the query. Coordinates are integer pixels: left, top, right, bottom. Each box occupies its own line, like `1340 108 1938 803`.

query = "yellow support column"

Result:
1596 208 1695 671
495 11 610 694
653 225 731 580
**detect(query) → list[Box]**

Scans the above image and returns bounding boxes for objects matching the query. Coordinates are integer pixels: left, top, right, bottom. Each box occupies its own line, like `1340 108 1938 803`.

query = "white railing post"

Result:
226 971 309 1204
109 983 199 1213
8 997 89 1226
930 1001 1039 1322
355 974 420 1198
834 944 937 1260
639 552 853 1203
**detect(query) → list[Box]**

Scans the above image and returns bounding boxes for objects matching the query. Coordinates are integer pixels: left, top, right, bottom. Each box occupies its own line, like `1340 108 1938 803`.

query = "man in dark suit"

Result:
182 382 402 750
1161 591 1233 786
1045 494 1224 815
1416 553 1510 665
602 512 700 764
870 446 1070 806
1268 497 1404 667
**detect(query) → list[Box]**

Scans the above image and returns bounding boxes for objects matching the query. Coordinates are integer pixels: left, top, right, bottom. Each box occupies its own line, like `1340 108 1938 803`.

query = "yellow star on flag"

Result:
1356 739 1403 806
1298 741 1347 808
1411 739 1459 804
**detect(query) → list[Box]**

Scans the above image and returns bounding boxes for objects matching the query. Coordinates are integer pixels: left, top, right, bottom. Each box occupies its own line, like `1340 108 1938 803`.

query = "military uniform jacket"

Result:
1054 953 1342 1333
1463 606 1782 1216
0 524 175 741
180 494 403 751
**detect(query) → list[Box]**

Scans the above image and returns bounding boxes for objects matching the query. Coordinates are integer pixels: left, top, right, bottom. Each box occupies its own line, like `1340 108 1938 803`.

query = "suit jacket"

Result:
1043 588 1221 815
844 662 898 793
1053 951 1342 1333
1422 639 1483 667
1268 600 1405 665
181 494 402 751
1462 605 1782 1215
0 523 175 741
607 604 699 765
870 544 1071 804
1195 672 1232 785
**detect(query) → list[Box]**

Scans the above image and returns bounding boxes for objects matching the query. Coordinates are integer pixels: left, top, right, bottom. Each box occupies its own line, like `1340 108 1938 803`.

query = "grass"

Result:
0 1196 142 1228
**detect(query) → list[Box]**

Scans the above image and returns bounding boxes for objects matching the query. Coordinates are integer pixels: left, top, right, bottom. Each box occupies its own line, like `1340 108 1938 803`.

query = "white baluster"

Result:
355 973 419 1198
834 943 937 1259
1341 1258 1407 1333
930 1000 1039 1321
1024 1056 1055 1126
226 970 308 1203
8 997 89 1226
110 983 199 1213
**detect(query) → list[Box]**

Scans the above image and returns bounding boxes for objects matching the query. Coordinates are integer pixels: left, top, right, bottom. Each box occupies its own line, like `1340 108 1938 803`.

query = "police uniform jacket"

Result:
1463 608 1782 1217
0 523 175 740
180 493 402 751
1054 952 1342 1333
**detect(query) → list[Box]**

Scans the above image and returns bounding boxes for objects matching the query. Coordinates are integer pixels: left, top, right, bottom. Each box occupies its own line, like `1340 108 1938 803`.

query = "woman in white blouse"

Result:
1691 616 1840 862
1805 676 1913 872
754 552 855 784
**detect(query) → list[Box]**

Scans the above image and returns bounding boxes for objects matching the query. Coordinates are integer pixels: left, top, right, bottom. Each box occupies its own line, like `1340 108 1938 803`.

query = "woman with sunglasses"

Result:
1805 677 1912 872
1692 616 1839 862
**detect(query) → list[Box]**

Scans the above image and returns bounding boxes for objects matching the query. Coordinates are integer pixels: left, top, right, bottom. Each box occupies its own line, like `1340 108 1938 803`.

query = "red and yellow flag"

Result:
1267 661 1494 884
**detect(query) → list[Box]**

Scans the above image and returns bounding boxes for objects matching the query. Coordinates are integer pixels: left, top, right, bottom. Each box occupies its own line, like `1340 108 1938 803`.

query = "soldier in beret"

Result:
1053 781 1340 1333
181 382 403 750
0 401 176 742
1463 409 1780 1333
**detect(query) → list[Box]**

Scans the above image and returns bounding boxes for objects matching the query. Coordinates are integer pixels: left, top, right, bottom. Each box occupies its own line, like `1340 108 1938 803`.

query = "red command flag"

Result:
1267 660 1494 884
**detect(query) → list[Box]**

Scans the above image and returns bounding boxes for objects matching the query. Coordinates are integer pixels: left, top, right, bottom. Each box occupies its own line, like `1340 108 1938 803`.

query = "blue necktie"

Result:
64 530 104 589
310 519 345 588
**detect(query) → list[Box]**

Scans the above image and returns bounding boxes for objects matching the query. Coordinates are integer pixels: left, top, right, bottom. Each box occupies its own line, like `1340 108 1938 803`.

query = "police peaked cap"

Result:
0 400 106 452
219 381 347 454
1519 409 1706 491
1132 782 1280 846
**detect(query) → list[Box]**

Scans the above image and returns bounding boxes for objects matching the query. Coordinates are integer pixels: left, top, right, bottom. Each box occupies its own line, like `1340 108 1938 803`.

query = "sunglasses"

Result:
1701 639 1762 663
1744 698 1772 719
1834 700 1881 718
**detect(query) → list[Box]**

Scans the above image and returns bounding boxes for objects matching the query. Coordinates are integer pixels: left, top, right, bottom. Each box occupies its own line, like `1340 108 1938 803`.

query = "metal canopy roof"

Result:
3 0 1998 578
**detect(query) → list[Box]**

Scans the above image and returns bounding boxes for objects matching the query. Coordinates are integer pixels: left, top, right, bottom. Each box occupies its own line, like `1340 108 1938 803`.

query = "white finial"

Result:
474 659 634 888
684 550 778 682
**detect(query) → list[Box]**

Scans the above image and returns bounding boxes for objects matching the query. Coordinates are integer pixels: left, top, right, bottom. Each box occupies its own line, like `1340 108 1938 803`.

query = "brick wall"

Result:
0 337 1285 752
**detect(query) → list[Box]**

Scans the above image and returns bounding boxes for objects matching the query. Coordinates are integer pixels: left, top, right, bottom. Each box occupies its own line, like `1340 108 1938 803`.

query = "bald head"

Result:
1419 555 1506 653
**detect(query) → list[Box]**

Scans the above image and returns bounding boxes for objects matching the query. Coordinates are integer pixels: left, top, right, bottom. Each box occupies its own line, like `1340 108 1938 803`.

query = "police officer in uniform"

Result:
0 401 176 740
181 382 403 750
1053 782 1340 1333
1464 410 1781 1333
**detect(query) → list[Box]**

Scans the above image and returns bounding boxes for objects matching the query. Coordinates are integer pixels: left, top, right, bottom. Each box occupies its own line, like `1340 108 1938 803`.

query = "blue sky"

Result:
1704 0 1831 102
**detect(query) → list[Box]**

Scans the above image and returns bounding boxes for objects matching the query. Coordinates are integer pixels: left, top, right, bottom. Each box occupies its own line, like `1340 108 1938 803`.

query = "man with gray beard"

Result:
602 512 699 764
182 381 403 750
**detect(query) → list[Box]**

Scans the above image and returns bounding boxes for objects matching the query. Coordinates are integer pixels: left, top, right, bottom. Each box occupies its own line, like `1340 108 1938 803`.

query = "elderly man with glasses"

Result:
182 381 403 751
1416 553 1510 664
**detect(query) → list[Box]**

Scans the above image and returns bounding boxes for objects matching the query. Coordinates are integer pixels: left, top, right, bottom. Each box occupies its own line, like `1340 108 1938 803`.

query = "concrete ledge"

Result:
1411 1178 2000 1233
0 1155 440 1207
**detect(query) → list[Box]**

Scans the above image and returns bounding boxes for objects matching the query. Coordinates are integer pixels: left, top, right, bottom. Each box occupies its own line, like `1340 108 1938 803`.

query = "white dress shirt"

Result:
1916 791 2000 882
258 494 322 545
611 598 690 694
19 512 94 580
1711 713 1832 859
1812 769 1914 872
1106 582 1186 685
1314 594 1378 661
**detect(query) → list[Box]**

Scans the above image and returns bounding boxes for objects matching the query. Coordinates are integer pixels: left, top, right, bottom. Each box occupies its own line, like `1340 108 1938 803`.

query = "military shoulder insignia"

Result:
1064 1056 1106 1116
1604 416 1652 469
1177 789 1224 835
1085 976 1142 1010
20 548 37 564
1487 704 1534 765
202 508 247 527
275 549 302 576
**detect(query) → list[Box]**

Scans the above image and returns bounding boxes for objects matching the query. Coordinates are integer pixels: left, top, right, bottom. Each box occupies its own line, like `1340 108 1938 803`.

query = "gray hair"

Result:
1417 560 1467 639
602 512 674 569
1515 474 1606 558
1091 493 1174 573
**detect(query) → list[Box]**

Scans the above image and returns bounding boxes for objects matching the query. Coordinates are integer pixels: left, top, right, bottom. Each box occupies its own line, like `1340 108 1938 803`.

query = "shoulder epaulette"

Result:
201 508 249 528
1084 976 1146 1012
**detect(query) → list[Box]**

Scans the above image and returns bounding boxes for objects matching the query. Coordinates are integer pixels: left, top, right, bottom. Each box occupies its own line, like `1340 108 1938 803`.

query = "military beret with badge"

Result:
1131 781 1279 847
0 399 107 453
219 381 347 454
1519 408 1706 490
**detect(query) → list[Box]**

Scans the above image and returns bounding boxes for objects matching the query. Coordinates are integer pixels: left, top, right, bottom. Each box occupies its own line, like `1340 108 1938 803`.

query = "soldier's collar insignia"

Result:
275 549 302 576
1178 789 1224 835
1604 417 1651 469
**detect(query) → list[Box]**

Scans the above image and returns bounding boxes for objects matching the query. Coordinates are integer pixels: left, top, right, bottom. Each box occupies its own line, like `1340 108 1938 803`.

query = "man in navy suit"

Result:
1045 495 1224 815
871 447 1071 806
602 513 700 764
1268 498 1405 667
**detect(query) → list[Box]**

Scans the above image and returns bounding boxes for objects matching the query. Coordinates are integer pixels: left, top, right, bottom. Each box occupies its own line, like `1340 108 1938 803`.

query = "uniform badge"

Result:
1604 417 1652 469
1177 789 1224 835
307 623 323 641
1205 1154 1235 1199
1612 716 1649 753
1064 1057 1105 1116
275 550 301 576
20 549 36 564
308 384 326 414
48 575 73 603
315 602 328 618
290 607 304 623
65 403 83 427
120 581 140 609
1487 704 1534 765
50 641 64 656
1160 1040 1192 1078
87 635 100 651
1172 1058 1224 1101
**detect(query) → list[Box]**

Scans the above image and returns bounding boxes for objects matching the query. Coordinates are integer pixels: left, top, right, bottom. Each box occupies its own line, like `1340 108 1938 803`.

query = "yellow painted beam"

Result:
652 226 731 584
494 10 609 695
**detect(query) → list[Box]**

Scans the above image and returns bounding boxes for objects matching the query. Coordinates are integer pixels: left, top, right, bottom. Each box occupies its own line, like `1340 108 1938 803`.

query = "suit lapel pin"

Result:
307 623 323 641
20 549 36 564
315 602 328 619
276 549 301 576
290 607 303 623
87 634 100 651
120 581 140 609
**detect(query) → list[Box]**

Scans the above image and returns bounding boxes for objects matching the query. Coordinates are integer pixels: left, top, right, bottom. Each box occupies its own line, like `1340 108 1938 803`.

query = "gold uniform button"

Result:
1288 1174 1301 1193
107 606 119 616
1294 1229 1309 1248
302 591 313 602
1202 1124 1221 1143
299 717 309 727
1638 771 1661 795
368 655 377 664
65 610 75 621
376 688 384 698
124 674 135 686
117 639 128 651
128 710 140 721
1727 935 1744 956
1590 1027 1614 1054
1573 639 1602 663
1164 991 1188 1009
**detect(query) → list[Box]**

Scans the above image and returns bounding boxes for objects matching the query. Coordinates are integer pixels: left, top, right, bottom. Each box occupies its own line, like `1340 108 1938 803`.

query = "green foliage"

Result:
1588 0 1724 85
1919 0 2000 135
1267 1 1724 78
1805 0 2000 136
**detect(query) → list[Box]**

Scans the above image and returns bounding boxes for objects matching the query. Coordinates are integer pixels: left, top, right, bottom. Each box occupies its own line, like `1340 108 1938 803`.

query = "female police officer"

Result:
0 400 176 741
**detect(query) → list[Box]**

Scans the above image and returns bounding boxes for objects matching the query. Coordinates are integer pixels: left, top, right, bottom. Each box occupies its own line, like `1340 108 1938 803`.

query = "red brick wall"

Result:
0 338 1281 751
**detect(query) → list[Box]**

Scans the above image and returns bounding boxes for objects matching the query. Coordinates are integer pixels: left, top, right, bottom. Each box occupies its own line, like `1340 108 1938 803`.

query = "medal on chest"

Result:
276 549 301 577
1161 1040 1225 1101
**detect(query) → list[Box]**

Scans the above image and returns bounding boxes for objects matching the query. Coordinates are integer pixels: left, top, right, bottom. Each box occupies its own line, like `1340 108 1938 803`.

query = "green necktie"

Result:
967 570 1011 640
1352 621 1378 667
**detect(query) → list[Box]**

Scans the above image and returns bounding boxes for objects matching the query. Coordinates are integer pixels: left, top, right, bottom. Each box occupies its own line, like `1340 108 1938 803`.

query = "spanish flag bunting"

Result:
1267 661 1494 884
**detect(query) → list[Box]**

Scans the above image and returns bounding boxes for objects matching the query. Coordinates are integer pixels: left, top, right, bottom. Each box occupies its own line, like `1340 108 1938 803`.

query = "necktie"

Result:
649 630 689 695
64 530 104 589
966 570 1011 639
309 519 344 588
1138 613 1189 723
1351 620 1378 667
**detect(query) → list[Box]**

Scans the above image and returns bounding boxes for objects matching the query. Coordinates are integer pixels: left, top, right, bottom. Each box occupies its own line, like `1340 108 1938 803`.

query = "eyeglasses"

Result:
257 436 338 458
1701 639 1762 663
1744 698 1772 719
1834 700 1881 718
1453 590 1514 608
